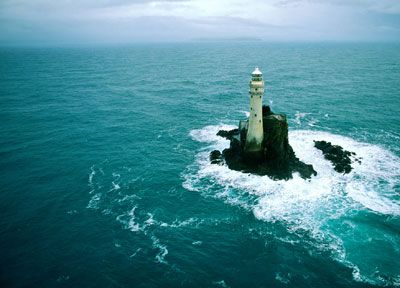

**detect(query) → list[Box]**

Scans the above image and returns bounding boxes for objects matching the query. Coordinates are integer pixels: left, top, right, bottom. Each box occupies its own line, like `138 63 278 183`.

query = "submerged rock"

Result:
210 106 317 180
314 140 358 173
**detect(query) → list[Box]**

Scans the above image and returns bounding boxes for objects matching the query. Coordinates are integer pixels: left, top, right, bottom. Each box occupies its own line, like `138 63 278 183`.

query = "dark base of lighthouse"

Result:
210 106 317 180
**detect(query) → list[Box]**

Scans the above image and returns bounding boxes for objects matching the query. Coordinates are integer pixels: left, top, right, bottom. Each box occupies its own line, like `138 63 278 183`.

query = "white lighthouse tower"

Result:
245 67 265 154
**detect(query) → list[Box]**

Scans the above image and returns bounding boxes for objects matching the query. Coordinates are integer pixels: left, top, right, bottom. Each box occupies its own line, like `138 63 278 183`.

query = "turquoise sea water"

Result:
1 43 399 287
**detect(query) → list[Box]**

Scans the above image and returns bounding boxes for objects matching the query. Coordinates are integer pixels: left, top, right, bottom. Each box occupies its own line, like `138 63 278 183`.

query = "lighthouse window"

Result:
259 120 261 123
250 107 252 110
254 114 257 117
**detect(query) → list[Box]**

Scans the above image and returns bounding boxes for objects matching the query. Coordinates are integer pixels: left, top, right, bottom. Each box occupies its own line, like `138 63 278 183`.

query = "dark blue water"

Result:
1 43 399 287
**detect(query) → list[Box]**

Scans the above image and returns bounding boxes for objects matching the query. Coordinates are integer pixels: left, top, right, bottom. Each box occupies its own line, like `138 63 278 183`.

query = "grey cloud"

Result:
273 0 400 14
0 0 399 45
0 0 190 17
0 15 198 45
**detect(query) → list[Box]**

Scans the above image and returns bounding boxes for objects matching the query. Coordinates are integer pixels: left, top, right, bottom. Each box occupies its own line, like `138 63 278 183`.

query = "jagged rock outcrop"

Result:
211 106 317 180
314 140 360 173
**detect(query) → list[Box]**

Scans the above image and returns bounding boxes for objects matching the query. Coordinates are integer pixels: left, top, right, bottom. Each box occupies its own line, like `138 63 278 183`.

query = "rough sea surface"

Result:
1 43 399 287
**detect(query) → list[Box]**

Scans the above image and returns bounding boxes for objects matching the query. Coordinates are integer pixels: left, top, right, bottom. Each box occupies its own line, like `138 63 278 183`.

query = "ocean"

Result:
0 42 399 287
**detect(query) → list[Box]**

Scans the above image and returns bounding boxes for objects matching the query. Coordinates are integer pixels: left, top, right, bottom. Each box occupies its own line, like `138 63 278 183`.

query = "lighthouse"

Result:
244 67 265 154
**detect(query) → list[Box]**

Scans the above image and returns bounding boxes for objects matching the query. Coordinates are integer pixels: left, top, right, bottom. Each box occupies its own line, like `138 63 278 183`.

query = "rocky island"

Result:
210 68 359 180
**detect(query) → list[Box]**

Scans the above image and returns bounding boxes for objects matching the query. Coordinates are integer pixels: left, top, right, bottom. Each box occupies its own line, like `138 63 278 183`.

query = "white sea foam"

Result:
86 164 180 265
144 213 156 226
116 206 140 232
111 181 120 191
113 206 204 265
190 124 236 147
293 111 321 128
87 193 101 209
275 272 291 284
186 125 400 217
213 280 229 288
290 130 400 216
66 210 78 215
184 124 400 285
130 248 142 258
151 235 168 264
167 217 203 228
88 166 95 186
240 111 250 118
294 111 310 125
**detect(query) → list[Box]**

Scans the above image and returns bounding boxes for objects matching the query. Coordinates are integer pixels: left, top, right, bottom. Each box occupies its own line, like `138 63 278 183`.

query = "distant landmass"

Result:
190 37 263 42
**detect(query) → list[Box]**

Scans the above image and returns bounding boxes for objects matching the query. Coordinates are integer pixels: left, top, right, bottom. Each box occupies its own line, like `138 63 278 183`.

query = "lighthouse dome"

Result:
252 67 262 75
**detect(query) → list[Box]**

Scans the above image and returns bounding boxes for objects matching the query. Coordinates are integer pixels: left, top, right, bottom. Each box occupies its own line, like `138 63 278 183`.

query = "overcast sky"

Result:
0 0 399 45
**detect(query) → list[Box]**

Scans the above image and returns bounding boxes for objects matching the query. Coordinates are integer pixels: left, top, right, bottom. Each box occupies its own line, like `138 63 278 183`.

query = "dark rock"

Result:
263 114 291 168
210 150 224 165
314 140 356 174
216 129 239 140
214 106 317 180
262 105 273 117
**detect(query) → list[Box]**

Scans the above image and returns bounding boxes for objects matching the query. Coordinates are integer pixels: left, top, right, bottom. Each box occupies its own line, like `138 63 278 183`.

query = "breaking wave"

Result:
183 124 400 286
